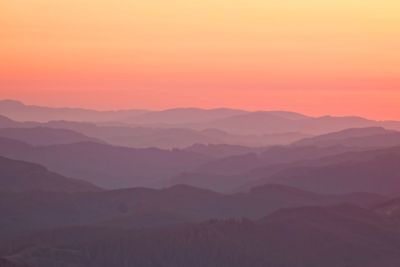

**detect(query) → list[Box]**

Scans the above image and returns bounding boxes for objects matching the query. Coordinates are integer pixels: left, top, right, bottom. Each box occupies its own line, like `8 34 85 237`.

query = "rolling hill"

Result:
243 146 400 195
0 183 386 240
0 156 100 193
0 127 102 146
293 127 400 148
0 138 210 188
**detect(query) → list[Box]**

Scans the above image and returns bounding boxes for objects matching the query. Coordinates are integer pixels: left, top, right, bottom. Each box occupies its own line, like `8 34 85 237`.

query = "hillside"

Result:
293 127 400 148
0 127 102 146
0 156 100 193
0 138 210 188
3 205 400 267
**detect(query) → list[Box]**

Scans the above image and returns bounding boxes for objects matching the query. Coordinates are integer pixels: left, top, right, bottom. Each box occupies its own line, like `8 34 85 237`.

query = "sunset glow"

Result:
1 0 399 119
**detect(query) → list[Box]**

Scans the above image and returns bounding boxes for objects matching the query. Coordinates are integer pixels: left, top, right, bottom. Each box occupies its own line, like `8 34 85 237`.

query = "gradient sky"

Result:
1 0 399 119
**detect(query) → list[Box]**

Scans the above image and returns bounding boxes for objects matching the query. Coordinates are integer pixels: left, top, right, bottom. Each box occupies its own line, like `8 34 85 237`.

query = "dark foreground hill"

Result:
0 259 29 267
3 205 400 267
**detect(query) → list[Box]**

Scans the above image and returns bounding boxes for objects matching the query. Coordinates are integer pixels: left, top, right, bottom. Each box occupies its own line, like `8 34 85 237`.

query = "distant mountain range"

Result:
189 112 400 135
1 103 400 267
1 99 400 137
0 114 308 148
0 100 146 123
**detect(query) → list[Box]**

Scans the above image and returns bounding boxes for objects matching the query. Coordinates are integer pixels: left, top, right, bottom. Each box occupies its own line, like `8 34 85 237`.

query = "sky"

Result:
1 0 399 119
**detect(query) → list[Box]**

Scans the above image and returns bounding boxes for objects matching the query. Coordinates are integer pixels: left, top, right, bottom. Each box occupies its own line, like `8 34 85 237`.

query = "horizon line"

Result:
0 98 396 122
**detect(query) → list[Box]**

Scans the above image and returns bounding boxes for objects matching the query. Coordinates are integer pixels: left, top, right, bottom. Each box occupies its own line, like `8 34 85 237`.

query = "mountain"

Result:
0 127 102 146
194 111 315 134
243 146 400 195
103 127 223 149
0 100 246 124
189 112 374 134
183 143 266 158
293 127 400 148
0 138 210 189
0 114 306 149
4 100 400 146
0 183 386 241
43 122 307 149
172 144 400 194
208 183 386 220
186 112 400 135
0 115 21 128
3 205 400 267
170 145 368 192
126 107 247 124
0 115 35 129
196 145 361 175
0 156 100 193
85 183 386 222
3 99 400 137
0 99 146 123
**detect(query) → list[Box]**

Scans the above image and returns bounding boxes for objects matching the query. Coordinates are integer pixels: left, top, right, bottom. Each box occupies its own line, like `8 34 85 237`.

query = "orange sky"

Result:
1 0 399 119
